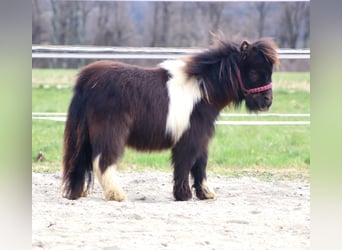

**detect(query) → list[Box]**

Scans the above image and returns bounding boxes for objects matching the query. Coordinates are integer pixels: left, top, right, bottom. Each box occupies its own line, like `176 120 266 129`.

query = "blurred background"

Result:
32 0 310 71
32 0 311 176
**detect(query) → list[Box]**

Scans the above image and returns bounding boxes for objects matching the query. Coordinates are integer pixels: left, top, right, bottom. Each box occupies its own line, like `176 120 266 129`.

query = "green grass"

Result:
32 88 72 112
32 68 76 87
272 71 310 84
32 69 310 179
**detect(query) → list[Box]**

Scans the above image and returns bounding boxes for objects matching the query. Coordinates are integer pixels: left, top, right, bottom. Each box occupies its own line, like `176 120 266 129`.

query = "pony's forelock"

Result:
252 39 280 69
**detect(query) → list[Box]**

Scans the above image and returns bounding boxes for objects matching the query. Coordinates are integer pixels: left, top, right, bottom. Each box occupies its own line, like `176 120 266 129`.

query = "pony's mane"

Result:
185 39 240 75
184 39 242 109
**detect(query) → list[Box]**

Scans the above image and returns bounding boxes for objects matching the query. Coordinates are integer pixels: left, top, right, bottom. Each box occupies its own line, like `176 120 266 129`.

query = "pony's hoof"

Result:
62 190 82 200
105 189 126 202
80 190 88 198
63 194 79 200
194 181 216 200
174 192 192 201
173 185 192 201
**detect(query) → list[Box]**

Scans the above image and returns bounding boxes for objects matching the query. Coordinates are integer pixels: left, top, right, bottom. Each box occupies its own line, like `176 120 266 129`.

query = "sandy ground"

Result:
32 171 310 250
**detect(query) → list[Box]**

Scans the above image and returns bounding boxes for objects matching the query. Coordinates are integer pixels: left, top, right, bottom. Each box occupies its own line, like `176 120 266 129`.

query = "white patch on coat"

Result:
159 60 202 144
93 155 126 202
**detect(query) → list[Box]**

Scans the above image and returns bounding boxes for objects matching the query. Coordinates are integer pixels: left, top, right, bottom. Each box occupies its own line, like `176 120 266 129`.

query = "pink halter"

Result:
241 82 272 95
237 69 272 96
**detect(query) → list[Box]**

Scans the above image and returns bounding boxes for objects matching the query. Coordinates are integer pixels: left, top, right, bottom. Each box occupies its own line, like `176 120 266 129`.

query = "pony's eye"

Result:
249 70 259 82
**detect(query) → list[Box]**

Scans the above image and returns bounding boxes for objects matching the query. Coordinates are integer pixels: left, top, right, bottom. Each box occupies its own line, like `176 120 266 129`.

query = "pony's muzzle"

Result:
245 90 273 112
261 94 272 111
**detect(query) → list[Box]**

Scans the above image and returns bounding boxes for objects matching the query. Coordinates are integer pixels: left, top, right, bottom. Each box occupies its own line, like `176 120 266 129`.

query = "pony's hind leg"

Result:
191 152 216 200
93 155 126 201
89 112 131 201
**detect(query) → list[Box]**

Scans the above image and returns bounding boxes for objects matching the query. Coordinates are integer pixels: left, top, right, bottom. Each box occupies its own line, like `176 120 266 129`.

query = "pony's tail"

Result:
62 87 93 200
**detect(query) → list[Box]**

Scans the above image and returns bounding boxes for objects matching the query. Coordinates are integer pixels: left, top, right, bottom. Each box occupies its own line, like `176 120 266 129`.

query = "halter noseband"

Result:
198 70 272 104
240 81 272 96
237 70 272 96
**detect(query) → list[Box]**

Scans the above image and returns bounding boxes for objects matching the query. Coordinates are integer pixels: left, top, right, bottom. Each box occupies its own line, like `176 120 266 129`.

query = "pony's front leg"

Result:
191 152 216 200
173 174 192 201
171 146 196 201
93 155 126 202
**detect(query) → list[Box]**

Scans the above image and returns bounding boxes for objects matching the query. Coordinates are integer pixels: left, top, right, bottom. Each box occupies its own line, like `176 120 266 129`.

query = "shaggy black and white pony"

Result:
62 38 279 201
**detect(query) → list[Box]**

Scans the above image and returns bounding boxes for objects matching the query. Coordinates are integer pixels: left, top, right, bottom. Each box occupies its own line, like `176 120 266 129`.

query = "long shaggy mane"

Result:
184 38 243 109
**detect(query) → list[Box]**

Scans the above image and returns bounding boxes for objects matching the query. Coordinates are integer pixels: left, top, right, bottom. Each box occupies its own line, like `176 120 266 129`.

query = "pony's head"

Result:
238 39 279 112
184 37 279 111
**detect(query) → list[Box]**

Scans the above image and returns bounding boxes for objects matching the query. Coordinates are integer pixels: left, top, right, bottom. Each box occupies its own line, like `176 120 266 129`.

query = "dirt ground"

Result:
32 171 310 250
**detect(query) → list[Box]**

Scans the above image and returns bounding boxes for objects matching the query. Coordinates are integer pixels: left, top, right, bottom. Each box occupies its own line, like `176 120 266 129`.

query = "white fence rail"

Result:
32 112 310 125
32 45 310 60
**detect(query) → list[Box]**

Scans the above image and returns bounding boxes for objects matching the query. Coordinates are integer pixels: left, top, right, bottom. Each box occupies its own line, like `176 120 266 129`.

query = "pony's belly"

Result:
127 128 173 151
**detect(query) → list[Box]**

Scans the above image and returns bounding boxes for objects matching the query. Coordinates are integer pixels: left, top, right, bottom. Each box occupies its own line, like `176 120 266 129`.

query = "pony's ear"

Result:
240 40 250 60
